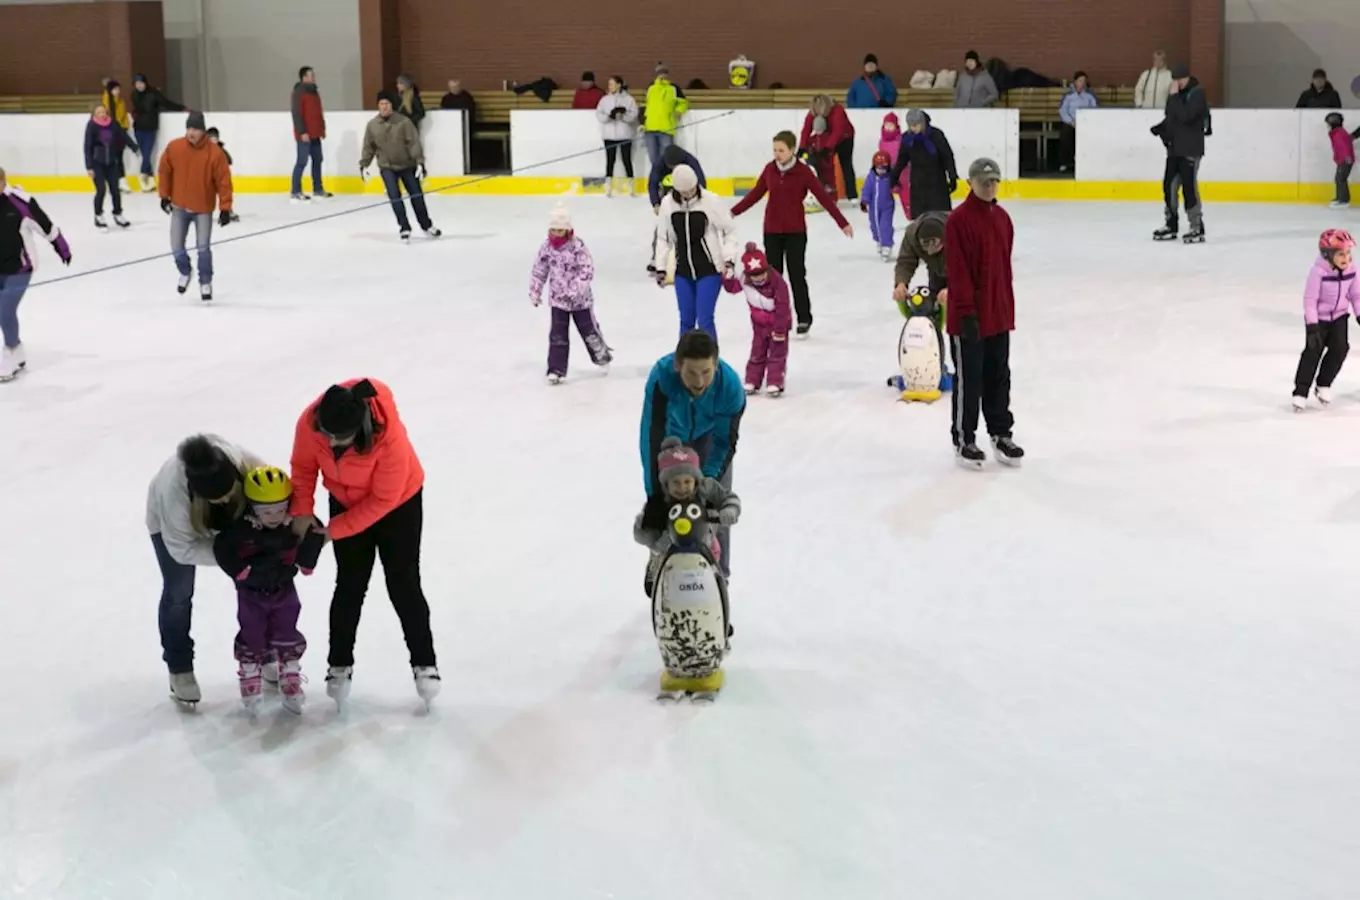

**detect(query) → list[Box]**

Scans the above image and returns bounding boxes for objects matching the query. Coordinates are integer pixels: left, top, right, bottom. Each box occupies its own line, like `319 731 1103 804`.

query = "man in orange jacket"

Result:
288 378 440 706
158 111 232 301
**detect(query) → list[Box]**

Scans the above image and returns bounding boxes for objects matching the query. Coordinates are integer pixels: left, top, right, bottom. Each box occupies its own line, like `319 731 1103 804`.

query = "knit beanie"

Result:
657 438 702 491
741 241 768 276
905 108 927 128
317 379 377 437
377 90 398 106
547 202 572 230
185 110 206 131
178 435 239 500
882 111 900 130
671 164 698 193
864 53 879 66
915 215 946 243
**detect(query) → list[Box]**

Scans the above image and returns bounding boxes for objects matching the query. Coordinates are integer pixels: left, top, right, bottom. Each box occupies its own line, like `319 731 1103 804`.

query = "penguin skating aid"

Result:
651 503 729 702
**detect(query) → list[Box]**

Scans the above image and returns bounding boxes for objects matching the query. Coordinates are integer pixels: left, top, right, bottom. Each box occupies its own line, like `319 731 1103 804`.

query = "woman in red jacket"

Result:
799 95 857 203
288 378 440 705
731 130 853 337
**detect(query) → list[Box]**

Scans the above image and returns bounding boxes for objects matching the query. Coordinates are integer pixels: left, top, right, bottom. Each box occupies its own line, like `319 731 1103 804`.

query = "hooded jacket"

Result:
1297 82 1343 109
894 210 950 291
721 268 792 333
529 235 595 311
1159 77 1209 158
0 185 68 276
644 77 689 135
291 81 326 140
289 378 425 540
640 354 746 495
360 111 425 171
1331 127 1356 165
648 147 705 206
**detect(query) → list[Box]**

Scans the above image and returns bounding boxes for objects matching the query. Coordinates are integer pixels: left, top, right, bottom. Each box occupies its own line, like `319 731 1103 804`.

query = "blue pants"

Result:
292 139 325 195
644 132 673 169
135 129 157 176
380 167 432 231
152 533 196 674
0 271 32 348
674 274 722 343
170 207 213 283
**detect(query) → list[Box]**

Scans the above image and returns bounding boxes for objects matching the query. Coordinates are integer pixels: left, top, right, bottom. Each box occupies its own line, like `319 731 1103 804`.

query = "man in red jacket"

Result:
944 157 1023 469
290 66 330 200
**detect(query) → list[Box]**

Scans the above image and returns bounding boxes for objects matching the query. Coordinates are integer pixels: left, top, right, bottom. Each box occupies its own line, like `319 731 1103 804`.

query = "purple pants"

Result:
548 306 610 377
234 584 306 664
746 322 788 390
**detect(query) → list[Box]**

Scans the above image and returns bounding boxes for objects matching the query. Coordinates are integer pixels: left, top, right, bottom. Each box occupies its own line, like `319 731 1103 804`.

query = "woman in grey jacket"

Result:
596 77 639 196
954 51 999 108
146 434 261 704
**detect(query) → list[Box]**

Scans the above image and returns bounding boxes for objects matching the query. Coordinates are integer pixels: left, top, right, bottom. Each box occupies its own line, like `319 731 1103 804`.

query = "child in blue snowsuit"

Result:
861 151 896 260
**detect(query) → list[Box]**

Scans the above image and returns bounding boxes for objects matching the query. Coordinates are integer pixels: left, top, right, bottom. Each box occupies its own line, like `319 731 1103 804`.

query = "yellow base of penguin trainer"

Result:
660 670 725 693
900 388 942 403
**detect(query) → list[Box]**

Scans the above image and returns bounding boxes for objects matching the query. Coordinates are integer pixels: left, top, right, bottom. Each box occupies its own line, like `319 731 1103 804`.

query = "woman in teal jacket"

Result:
638 330 746 575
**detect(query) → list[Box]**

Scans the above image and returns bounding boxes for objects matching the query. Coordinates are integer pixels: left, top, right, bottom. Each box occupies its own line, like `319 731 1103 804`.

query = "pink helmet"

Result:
1319 229 1355 253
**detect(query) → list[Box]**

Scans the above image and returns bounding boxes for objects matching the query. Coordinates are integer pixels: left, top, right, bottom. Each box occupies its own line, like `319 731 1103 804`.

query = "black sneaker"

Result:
992 435 1024 467
956 442 986 470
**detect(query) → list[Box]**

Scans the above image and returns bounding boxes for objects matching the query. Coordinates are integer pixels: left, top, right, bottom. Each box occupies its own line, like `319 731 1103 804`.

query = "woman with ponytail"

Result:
288 378 440 706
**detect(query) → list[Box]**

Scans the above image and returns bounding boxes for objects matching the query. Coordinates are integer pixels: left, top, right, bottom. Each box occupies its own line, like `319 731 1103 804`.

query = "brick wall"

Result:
0 1 167 95
368 0 1221 101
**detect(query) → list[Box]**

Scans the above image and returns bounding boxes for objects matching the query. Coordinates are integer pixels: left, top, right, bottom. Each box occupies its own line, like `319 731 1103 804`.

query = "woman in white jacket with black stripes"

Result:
596 77 639 195
146 434 262 704
653 164 740 343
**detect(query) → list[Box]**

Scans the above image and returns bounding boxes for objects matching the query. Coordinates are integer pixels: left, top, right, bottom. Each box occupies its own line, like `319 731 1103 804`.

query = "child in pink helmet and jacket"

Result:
721 242 793 396
1293 228 1360 410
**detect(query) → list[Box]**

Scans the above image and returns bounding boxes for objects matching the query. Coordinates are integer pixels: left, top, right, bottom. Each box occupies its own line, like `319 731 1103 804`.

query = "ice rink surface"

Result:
1 189 1358 900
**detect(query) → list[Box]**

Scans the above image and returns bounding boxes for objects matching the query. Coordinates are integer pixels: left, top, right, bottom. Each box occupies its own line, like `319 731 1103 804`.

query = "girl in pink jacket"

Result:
529 202 612 384
1293 229 1359 410
878 112 911 218
1326 112 1355 209
722 242 793 396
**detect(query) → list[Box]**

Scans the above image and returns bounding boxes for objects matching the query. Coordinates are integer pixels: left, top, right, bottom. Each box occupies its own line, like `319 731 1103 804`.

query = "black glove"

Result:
946 178 958 194
654 268 667 287
160 197 173 215
962 315 980 342
218 209 231 227
640 492 670 530
1306 323 1325 352
610 107 625 119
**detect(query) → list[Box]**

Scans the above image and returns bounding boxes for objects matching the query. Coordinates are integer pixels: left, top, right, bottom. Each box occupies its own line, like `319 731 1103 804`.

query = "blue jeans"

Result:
170 207 213 283
674 274 722 343
134 129 157 175
292 139 325 194
0 271 32 347
380 167 432 231
644 132 673 168
152 533 196 673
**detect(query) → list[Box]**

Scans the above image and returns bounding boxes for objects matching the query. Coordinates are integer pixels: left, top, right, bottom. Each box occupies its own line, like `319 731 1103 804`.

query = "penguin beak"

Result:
673 518 692 537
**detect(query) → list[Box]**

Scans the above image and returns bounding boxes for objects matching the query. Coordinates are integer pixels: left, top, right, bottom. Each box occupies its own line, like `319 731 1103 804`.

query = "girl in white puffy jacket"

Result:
596 77 639 195
653 164 740 343
146 433 262 704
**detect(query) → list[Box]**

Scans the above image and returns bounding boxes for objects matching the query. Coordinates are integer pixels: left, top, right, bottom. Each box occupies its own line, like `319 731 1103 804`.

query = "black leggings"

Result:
92 163 122 215
604 140 635 178
763 232 811 326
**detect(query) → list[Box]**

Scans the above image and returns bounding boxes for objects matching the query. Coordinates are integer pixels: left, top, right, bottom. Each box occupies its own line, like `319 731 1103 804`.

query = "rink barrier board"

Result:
2 174 1335 204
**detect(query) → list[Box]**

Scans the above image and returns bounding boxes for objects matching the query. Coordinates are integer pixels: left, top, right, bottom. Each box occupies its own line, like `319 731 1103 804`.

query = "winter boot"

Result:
168 671 201 705
325 665 353 705
956 442 986 470
991 435 1024 467
280 660 305 714
414 666 441 704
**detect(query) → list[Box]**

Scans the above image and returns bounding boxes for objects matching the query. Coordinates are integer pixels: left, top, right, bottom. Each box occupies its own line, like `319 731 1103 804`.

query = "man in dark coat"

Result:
1296 69 1343 109
1152 64 1209 242
129 74 185 191
888 109 958 216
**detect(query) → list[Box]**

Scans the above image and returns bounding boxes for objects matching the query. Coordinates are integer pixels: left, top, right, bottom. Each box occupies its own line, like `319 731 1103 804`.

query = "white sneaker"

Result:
0 343 25 381
177 273 191 294
413 666 441 703
1317 385 1333 405
1292 394 1308 411
325 665 353 704
169 672 201 704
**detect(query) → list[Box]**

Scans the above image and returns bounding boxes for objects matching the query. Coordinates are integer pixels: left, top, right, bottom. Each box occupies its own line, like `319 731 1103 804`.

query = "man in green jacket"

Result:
643 63 689 167
360 93 442 242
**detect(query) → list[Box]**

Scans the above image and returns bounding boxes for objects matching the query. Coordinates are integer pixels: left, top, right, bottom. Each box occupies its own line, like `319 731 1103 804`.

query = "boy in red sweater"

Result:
944 157 1023 470
731 131 853 337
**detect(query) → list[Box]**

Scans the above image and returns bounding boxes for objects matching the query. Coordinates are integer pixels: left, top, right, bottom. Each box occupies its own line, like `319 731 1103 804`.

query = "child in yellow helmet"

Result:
213 465 325 713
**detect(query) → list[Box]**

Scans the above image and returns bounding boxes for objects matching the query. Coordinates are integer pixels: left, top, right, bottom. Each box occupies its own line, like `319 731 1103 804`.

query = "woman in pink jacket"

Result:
1293 229 1360 410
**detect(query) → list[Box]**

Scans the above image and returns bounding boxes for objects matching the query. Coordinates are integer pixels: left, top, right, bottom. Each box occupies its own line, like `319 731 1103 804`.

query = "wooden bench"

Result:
0 94 99 114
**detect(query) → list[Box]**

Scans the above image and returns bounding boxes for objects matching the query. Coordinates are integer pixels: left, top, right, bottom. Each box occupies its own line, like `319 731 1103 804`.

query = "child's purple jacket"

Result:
1304 254 1360 324
861 170 896 246
530 236 595 311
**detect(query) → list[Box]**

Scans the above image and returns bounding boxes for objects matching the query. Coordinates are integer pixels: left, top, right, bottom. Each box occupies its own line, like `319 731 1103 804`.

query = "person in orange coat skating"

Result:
287 378 440 706
157 111 232 301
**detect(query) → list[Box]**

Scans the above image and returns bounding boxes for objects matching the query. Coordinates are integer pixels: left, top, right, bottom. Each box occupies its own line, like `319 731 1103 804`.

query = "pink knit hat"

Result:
657 437 702 490
741 241 769 276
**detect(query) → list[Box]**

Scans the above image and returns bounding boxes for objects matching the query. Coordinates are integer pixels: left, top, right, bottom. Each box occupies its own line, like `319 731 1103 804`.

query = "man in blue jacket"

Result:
639 329 746 576
847 54 898 109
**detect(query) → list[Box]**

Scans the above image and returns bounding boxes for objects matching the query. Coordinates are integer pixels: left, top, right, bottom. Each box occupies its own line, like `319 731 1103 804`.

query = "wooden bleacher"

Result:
0 94 99 114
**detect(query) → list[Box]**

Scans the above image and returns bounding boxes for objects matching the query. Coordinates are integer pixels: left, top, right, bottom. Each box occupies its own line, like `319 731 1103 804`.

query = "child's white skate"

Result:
0 344 26 382
280 660 305 714
743 383 758 395
413 666 441 708
547 373 564 385
765 385 784 397
238 662 263 711
168 672 201 707
1316 386 1333 406
1292 394 1308 412
325 665 353 707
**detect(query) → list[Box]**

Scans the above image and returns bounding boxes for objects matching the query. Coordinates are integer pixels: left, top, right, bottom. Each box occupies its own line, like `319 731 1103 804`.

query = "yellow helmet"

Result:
244 466 292 504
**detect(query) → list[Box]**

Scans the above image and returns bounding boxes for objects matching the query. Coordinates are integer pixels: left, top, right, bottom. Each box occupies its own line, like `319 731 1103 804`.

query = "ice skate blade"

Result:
996 455 1022 468
956 456 985 471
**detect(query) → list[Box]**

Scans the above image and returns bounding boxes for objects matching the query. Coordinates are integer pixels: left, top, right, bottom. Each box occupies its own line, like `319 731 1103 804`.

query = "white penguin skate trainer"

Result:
1316 386 1333 406
325 665 353 704
413 666 441 703
169 672 201 705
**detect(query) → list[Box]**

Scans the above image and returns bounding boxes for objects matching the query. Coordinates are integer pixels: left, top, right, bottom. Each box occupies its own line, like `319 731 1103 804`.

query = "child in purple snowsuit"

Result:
861 151 896 259
722 242 793 396
213 467 324 712
529 202 612 384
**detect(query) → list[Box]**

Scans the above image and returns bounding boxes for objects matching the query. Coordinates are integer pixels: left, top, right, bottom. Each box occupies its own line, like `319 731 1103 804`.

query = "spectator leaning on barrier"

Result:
954 51 998 108
1135 51 1172 110
643 63 689 168
130 74 184 193
1058 71 1098 174
1297 69 1343 109
847 54 898 109
440 79 476 117
290 66 331 201
361 92 442 242
396 74 426 126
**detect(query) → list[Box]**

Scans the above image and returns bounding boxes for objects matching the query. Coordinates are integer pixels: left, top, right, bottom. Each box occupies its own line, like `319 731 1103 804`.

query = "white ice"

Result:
1 189 1358 900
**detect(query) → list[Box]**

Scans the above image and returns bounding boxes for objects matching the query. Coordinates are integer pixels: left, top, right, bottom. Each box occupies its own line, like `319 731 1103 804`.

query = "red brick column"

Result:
1189 0 1225 105
359 0 402 106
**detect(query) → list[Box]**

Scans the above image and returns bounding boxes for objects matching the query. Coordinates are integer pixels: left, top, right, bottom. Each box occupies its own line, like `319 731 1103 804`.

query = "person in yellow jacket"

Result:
643 63 689 168
101 79 132 192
